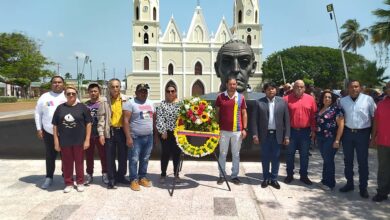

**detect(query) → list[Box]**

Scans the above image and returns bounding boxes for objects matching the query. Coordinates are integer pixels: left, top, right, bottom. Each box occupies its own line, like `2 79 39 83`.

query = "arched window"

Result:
194 62 202 75
192 80 205 96
168 64 174 75
144 56 149 70
144 33 149 44
255 11 258 23
153 7 157 21
247 35 252 45
238 10 242 23
136 7 139 20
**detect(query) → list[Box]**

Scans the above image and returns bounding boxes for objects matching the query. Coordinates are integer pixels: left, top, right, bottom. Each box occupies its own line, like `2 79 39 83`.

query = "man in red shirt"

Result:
371 82 390 202
215 77 248 185
283 80 317 185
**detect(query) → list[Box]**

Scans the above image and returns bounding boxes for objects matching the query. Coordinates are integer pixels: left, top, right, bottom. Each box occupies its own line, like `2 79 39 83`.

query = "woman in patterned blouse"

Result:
156 83 181 183
315 90 344 191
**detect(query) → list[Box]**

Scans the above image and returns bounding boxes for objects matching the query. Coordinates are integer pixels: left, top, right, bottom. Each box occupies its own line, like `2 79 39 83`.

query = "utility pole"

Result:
278 55 286 85
327 4 349 88
89 59 93 81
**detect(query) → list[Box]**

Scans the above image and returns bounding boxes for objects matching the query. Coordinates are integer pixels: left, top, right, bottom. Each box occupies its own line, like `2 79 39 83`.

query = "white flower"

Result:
184 104 190 110
195 119 202 125
192 97 200 103
207 106 212 110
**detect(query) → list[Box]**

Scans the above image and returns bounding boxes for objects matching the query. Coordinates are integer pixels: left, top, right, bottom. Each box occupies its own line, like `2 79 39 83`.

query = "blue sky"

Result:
0 0 388 80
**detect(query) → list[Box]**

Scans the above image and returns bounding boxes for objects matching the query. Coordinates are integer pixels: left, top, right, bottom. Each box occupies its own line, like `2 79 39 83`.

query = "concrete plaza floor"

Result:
0 148 389 220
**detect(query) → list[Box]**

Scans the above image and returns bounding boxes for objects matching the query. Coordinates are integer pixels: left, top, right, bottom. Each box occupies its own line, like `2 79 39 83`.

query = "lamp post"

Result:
76 56 80 93
278 55 286 85
327 3 349 88
89 59 93 81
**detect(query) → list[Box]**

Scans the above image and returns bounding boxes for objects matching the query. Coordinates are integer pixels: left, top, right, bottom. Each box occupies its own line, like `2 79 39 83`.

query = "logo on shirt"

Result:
62 114 77 128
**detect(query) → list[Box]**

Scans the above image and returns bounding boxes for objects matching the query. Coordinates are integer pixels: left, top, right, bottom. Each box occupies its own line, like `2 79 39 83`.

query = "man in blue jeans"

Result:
252 82 290 189
123 83 156 191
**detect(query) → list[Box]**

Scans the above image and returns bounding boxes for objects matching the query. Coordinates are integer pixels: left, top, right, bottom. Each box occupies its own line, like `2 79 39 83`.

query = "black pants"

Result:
160 130 181 177
43 130 59 178
105 128 128 182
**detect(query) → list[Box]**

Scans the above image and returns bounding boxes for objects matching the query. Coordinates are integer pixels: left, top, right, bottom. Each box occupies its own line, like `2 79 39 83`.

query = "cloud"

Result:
58 32 64 38
47 31 53 37
74 51 86 59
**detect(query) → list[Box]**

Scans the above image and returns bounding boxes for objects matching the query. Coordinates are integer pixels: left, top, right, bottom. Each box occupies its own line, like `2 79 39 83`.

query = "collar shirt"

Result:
283 93 317 131
267 97 276 130
111 96 123 127
340 93 376 129
224 90 238 99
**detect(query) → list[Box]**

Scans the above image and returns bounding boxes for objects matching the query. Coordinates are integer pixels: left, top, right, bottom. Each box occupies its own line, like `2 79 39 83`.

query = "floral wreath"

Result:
174 97 220 157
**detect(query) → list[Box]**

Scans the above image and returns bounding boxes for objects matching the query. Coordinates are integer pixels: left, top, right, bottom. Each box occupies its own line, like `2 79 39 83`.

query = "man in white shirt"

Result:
34 76 67 189
339 80 376 198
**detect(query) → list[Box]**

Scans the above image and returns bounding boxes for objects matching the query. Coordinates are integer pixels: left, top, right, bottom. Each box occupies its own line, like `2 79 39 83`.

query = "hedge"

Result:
0 96 18 103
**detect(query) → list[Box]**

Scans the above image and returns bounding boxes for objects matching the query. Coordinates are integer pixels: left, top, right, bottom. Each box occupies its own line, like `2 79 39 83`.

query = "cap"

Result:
136 83 150 91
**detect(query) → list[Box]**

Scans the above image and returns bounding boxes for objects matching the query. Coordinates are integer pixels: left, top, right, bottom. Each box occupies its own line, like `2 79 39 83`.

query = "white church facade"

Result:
126 0 263 100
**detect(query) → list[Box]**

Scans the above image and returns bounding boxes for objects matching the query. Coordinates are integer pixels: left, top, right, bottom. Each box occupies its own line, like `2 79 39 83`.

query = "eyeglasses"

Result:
66 92 77 97
166 90 176 94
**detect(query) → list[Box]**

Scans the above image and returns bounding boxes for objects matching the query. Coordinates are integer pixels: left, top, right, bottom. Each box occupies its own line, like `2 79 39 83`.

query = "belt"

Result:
346 127 369 133
292 127 310 131
110 127 122 130
268 130 276 134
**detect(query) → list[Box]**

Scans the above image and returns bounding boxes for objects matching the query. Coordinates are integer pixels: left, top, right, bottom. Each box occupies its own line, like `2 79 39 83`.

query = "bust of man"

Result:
214 40 257 93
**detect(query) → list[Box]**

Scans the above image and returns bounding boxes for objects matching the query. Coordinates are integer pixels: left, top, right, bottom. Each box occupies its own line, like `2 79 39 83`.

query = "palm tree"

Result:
350 61 389 87
340 19 368 53
371 0 390 65
64 72 72 80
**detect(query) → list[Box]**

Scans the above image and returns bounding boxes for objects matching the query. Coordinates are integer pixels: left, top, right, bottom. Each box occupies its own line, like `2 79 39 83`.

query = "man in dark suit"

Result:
252 82 290 189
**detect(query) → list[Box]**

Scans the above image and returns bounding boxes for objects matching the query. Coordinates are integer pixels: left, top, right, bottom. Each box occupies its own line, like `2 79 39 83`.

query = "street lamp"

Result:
327 3 349 88
89 59 93 81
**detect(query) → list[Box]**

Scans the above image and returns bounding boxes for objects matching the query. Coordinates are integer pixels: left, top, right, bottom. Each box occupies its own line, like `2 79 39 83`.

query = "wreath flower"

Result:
174 97 220 157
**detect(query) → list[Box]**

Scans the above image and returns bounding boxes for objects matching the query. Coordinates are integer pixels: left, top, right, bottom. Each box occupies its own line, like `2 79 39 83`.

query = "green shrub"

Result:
0 96 18 103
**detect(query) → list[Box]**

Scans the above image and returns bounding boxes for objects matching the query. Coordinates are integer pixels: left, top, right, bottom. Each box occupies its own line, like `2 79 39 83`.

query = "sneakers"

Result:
217 177 224 185
84 174 93 185
76 184 85 192
299 176 313 185
130 180 141 191
372 194 388 202
284 175 294 184
41 177 53 189
139 178 152 187
317 182 333 191
159 176 166 184
63 185 73 193
102 173 109 184
231 177 242 185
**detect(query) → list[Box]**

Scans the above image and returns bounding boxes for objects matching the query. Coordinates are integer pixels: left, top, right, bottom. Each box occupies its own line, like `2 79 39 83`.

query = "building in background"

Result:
127 0 263 100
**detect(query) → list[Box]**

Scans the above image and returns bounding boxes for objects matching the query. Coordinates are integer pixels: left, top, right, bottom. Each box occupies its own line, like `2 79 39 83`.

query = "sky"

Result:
0 0 388 80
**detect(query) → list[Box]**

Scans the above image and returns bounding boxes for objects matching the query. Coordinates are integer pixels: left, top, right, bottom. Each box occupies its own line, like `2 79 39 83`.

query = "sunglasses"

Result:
66 92 77 97
166 89 176 94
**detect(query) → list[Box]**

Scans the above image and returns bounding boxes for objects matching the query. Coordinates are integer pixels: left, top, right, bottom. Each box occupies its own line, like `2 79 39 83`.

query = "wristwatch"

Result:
243 128 248 132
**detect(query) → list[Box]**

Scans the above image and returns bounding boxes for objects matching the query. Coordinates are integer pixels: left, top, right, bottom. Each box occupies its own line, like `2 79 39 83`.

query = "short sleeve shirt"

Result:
316 105 344 138
85 100 100 136
215 91 247 132
123 98 155 136
340 93 376 129
52 103 92 147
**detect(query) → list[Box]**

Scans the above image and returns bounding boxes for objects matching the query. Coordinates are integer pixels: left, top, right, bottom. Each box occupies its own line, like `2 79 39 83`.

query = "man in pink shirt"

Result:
371 82 390 202
283 80 317 185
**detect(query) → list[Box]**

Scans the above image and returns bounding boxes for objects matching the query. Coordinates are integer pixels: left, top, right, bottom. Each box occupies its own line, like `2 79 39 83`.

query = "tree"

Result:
349 61 389 87
340 19 368 53
0 32 54 95
64 72 72 79
261 46 367 89
371 0 390 64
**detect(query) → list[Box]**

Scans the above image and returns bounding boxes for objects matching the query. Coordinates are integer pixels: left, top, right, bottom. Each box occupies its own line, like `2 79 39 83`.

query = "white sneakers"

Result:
102 173 109 184
41 178 53 189
63 185 73 193
76 184 85 192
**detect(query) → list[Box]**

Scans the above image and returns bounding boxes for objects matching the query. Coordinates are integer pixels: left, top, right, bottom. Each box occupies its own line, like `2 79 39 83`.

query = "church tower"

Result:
233 0 261 47
131 0 160 99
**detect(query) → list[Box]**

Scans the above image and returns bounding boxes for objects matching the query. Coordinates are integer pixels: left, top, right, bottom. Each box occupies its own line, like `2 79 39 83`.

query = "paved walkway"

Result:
0 148 388 220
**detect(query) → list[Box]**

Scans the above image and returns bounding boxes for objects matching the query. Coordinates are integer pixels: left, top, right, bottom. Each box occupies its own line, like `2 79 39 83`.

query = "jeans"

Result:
317 135 338 188
286 127 311 177
261 133 281 181
342 127 370 190
43 130 60 178
218 130 242 179
105 128 127 183
128 134 153 181
160 131 181 177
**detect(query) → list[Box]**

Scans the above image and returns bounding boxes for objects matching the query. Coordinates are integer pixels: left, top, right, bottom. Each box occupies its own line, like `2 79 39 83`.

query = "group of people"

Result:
34 39 389 203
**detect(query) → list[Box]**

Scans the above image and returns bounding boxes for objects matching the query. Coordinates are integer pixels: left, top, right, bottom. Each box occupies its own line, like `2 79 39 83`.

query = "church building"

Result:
126 0 263 100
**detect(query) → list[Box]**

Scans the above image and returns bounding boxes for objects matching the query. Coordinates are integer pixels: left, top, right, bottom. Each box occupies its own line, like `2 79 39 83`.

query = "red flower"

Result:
187 110 193 117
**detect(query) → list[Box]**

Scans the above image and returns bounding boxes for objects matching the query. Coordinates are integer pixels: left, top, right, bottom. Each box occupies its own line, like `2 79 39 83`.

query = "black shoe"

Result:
284 175 294 184
360 189 369 199
231 177 242 185
107 181 117 189
261 180 269 188
270 180 281 189
116 178 130 185
217 177 224 185
372 194 388 202
300 176 313 185
339 184 354 193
